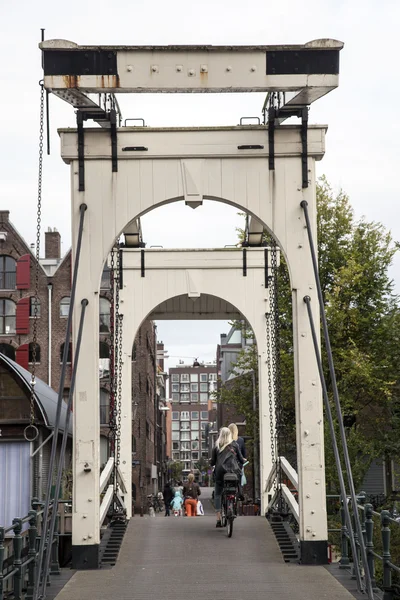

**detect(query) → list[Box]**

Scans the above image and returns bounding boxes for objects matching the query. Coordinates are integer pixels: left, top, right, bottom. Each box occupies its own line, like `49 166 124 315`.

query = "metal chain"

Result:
26 81 44 442
266 256 276 489
115 249 123 472
108 250 116 454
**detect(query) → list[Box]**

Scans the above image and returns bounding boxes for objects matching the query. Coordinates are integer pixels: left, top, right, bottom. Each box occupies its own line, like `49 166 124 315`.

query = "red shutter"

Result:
16 298 30 334
16 254 31 290
16 344 29 370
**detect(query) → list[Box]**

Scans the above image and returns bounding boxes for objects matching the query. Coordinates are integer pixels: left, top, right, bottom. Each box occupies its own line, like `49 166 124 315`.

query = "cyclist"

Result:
210 427 245 528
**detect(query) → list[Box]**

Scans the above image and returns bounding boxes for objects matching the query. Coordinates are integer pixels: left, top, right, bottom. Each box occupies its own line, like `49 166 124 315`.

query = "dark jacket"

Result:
183 481 201 500
236 436 246 459
163 484 174 504
211 442 245 484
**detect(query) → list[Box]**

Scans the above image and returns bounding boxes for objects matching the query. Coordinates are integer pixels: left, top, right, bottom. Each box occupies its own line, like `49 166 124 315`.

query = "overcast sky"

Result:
1 0 399 371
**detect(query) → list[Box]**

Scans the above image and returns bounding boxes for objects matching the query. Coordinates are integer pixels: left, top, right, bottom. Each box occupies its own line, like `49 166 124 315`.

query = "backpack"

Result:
216 445 241 480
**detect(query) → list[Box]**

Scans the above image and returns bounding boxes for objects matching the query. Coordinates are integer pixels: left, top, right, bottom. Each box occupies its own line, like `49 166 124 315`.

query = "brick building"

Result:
167 362 217 482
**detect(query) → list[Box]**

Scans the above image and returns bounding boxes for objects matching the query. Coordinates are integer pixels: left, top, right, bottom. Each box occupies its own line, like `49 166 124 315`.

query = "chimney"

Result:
45 227 61 259
0 211 10 224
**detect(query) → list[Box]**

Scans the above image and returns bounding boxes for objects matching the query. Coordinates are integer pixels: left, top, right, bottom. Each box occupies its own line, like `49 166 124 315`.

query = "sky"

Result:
1 0 399 371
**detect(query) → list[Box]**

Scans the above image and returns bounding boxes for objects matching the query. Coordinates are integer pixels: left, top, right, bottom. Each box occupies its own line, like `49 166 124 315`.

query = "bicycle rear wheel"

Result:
226 500 234 537
221 498 227 527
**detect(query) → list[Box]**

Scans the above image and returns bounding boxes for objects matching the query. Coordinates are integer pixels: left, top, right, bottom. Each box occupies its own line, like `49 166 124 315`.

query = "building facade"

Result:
167 362 217 481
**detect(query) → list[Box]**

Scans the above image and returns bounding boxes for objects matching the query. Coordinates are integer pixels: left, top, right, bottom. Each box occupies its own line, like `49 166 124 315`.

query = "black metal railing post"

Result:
339 502 350 568
12 518 23 600
50 513 60 575
365 503 377 590
359 492 367 546
25 508 39 600
381 510 393 600
301 201 374 600
0 527 5 600
351 511 360 580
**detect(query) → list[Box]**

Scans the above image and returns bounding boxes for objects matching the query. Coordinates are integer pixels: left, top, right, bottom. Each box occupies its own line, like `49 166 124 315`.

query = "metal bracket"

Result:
77 111 85 191
242 248 247 277
141 250 145 277
119 248 123 287
264 248 269 288
110 109 118 173
300 107 308 188
268 107 275 171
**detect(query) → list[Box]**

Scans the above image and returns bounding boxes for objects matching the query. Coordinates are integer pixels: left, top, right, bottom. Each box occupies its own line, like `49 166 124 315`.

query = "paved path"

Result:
55 488 355 600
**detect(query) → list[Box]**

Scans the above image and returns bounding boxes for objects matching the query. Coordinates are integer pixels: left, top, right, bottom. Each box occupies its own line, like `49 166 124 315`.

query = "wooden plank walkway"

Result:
54 489 356 600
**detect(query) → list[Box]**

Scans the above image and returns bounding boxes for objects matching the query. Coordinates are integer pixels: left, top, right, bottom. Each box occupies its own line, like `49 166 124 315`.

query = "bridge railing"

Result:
99 457 127 527
265 456 299 525
328 493 400 599
0 498 69 600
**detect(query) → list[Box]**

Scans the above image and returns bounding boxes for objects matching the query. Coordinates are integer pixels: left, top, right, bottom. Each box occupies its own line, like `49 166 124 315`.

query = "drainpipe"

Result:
47 283 53 387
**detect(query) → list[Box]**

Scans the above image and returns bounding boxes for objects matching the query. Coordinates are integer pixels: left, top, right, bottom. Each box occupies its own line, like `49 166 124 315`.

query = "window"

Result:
192 452 199 461
201 411 208 420
100 265 111 289
99 342 109 358
200 382 208 392
172 442 179 450
201 441 207 450
60 342 72 364
172 412 179 420
0 343 15 360
29 297 41 318
0 299 16 334
190 373 198 382
180 374 189 382
191 441 199 450
132 483 137 501
181 411 189 420
99 298 110 332
180 441 190 451
0 256 16 290
191 411 199 420
209 373 217 381
180 383 190 392
28 342 41 363
201 422 207 430
171 393 180 403
191 393 198 402
200 393 208 403
190 383 198 392
181 431 190 441
200 373 207 382
180 422 190 431
100 389 109 425
202 451 208 459
172 422 179 431
181 451 190 461
172 452 180 460
171 383 179 393
180 394 190 403
171 374 179 382
191 421 199 431
60 296 70 317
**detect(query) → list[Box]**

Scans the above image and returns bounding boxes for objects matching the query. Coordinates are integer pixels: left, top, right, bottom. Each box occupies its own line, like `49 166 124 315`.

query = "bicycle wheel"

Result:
226 500 234 538
221 497 227 527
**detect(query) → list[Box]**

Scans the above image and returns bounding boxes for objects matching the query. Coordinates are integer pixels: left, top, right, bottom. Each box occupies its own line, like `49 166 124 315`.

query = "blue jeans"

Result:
214 481 223 511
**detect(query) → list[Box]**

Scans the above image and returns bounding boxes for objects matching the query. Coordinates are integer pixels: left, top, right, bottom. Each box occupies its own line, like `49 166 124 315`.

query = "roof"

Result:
0 353 72 435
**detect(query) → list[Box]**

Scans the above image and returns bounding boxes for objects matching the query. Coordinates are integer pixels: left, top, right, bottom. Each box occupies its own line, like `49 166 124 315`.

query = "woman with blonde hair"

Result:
210 427 245 527
228 423 246 458
182 473 201 517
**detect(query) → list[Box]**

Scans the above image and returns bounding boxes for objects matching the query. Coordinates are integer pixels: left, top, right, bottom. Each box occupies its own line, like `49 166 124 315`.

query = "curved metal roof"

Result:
0 353 72 435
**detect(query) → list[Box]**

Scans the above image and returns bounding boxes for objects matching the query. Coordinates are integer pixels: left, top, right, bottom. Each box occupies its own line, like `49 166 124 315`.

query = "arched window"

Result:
0 255 16 290
0 343 16 360
29 297 41 318
0 299 16 334
60 342 72 364
28 342 41 363
99 342 109 358
60 296 70 317
99 298 110 333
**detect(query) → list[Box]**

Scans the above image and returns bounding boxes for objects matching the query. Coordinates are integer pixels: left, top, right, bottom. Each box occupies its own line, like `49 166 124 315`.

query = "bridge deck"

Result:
56 490 354 600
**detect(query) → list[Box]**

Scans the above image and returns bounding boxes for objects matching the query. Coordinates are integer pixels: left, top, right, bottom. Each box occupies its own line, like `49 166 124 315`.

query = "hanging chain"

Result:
115 249 123 473
108 250 116 453
25 82 44 442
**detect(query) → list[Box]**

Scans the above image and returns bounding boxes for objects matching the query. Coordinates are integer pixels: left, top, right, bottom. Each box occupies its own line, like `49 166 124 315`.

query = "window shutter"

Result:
16 344 29 370
16 298 30 334
16 254 31 290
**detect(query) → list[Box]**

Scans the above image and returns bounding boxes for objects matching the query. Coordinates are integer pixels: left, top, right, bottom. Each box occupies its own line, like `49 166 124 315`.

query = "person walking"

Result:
163 481 174 517
210 427 245 528
183 473 201 517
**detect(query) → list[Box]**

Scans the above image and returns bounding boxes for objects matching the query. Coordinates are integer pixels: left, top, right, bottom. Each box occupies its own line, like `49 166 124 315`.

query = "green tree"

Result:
170 461 184 483
220 176 400 492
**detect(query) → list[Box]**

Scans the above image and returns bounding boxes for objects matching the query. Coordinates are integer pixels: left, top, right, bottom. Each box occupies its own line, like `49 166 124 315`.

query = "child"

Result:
171 491 184 516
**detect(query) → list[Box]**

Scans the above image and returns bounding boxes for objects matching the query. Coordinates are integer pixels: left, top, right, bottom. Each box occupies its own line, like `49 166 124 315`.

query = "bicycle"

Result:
220 473 239 538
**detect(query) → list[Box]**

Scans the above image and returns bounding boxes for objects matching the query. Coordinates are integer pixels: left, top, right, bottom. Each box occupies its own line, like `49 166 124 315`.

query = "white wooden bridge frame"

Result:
60 123 328 566
42 36 343 568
